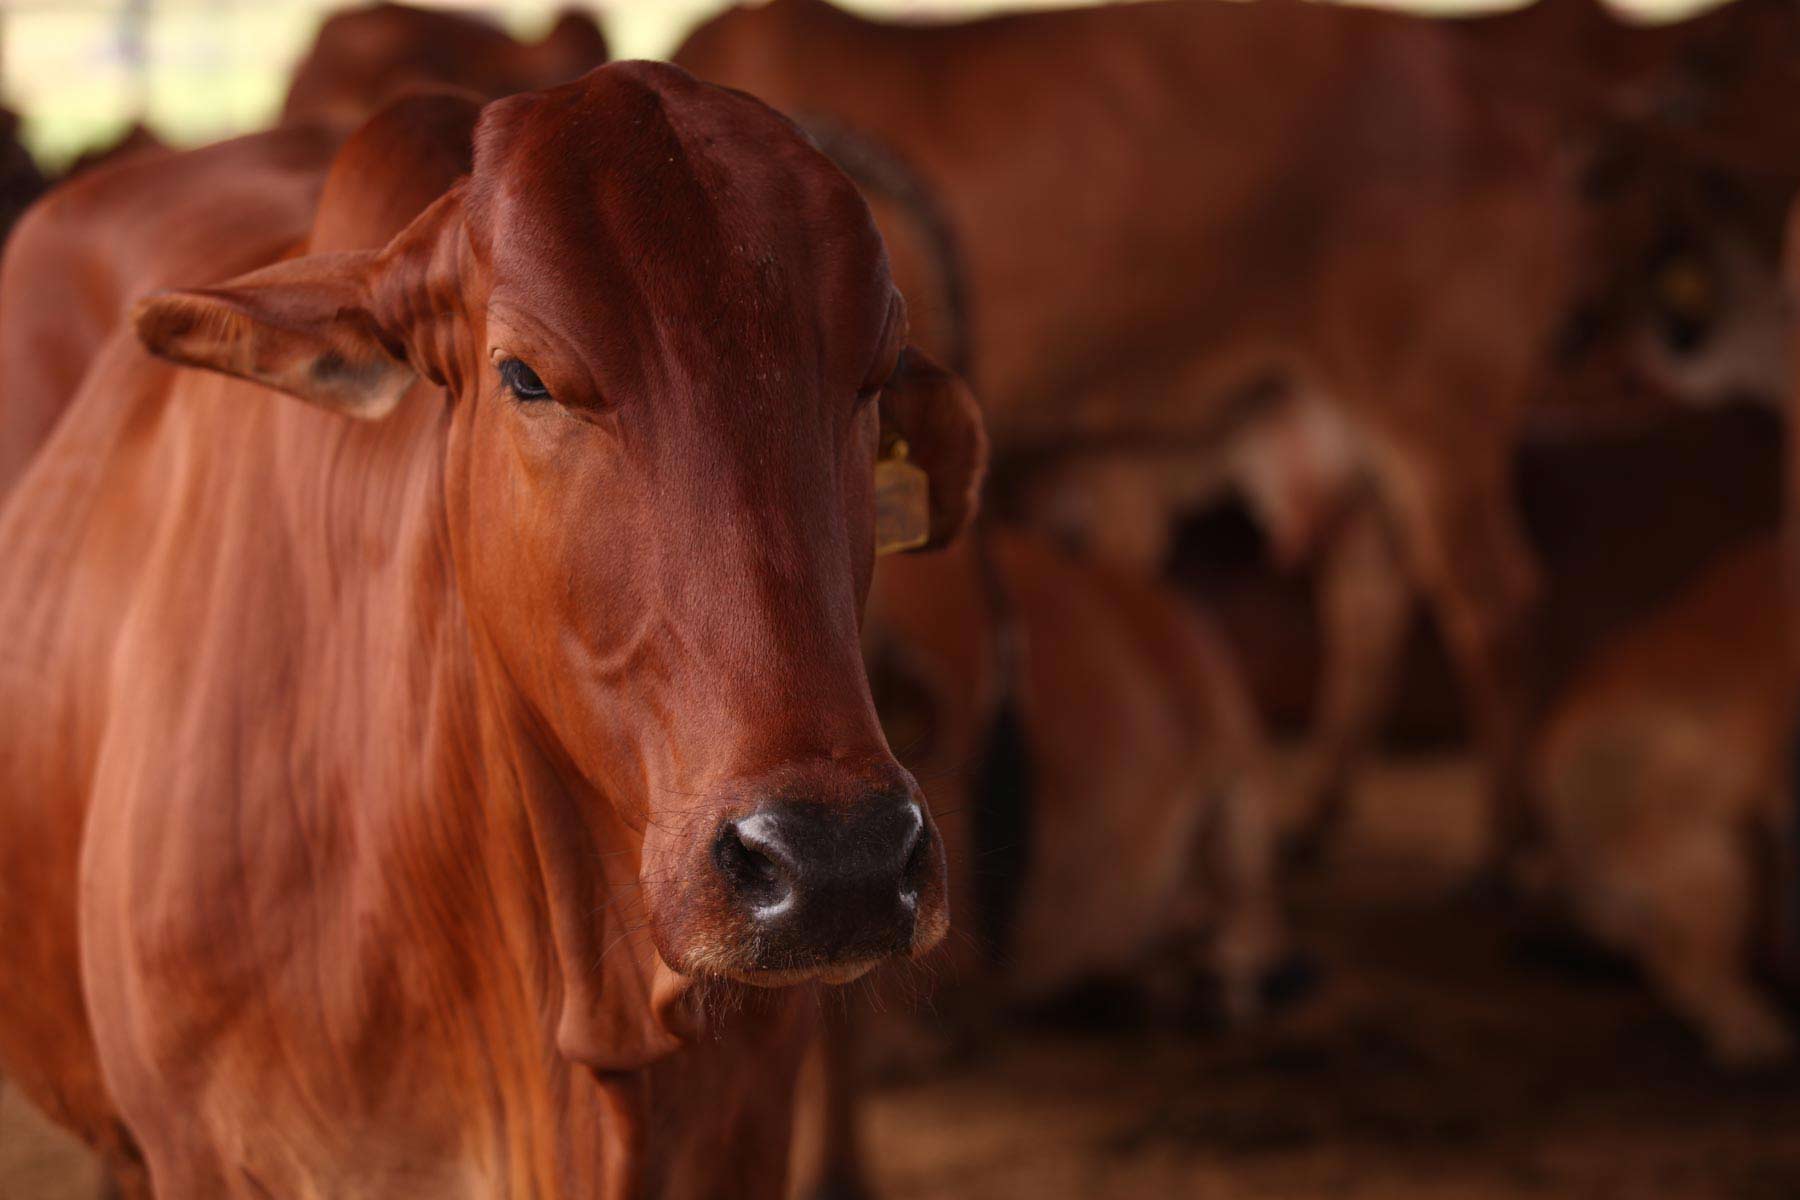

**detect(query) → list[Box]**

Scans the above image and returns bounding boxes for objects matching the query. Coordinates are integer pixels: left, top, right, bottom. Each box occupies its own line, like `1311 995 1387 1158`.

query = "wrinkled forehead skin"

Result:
462 63 899 419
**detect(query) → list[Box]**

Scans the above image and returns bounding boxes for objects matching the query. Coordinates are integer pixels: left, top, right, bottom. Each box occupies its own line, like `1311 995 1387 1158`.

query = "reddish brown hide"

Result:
61 123 167 180
0 64 985 1198
0 124 339 494
1535 539 1798 1068
282 2 609 129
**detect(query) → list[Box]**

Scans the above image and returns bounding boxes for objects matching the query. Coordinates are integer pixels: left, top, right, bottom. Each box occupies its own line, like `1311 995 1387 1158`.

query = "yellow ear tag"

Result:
874 436 930 555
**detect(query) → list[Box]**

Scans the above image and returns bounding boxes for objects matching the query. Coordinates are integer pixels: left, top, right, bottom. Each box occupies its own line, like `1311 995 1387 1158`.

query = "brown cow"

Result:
674 0 1594 870
865 529 1286 1015
995 387 1385 861
62 122 167 179
809 527 1287 1196
1534 539 1797 1068
1143 0 1800 859
0 63 984 1198
1448 0 1800 429
1280 0 1800 854
0 124 340 493
282 2 609 128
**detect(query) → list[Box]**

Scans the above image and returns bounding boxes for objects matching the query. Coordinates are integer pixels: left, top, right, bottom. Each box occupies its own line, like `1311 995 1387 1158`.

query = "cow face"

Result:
1625 216 1786 405
1554 0 1800 411
134 65 982 1015
1566 148 1790 410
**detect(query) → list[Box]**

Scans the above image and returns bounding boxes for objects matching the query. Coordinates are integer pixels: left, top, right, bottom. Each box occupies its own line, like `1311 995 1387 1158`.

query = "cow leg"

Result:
809 1004 873 1200
1368 434 1542 875
1203 756 1289 1027
1289 492 1413 862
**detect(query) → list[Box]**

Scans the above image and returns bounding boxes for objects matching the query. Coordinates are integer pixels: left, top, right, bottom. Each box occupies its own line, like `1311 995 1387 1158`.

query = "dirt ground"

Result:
834 755 1800 1199
7 755 1800 1199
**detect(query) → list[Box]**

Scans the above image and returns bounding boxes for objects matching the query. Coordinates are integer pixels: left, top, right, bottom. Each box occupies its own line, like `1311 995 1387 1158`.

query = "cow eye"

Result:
499 358 550 401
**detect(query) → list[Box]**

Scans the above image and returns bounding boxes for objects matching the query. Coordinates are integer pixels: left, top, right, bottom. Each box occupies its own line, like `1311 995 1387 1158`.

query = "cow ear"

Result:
311 90 479 254
132 250 415 419
878 346 988 551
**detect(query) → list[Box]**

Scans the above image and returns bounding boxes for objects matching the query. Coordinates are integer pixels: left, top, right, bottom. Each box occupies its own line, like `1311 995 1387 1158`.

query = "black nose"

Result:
712 795 932 968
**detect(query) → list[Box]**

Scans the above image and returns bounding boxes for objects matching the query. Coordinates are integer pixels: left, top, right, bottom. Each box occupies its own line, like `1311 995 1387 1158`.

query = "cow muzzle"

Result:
694 791 946 985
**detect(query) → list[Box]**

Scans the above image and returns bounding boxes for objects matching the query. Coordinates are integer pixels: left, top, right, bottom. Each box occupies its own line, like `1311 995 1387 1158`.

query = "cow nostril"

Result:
899 810 930 901
713 821 790 910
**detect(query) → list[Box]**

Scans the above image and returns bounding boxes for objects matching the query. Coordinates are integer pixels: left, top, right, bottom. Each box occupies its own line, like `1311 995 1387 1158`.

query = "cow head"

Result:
134 64 983 1052
1545 0 1800 411
1568 142 1791 410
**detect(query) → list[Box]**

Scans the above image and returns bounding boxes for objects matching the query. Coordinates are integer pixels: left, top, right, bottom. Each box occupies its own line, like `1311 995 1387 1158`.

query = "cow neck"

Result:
305 385 696 1079
259 388 707 1191
383 390 813 1194
225 354 805 1195
229 382 689 1144
458 647 695 1077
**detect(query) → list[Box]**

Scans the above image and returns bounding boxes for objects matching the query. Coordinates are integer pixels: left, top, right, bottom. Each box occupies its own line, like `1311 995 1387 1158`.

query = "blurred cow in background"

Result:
865 531 1289 1021
1508 8 1800 1069
281 2 608 128
1296 0 1800 854
675 0 1600 873
1534 539 1797 1068
61 123 165 179
678 0 1800 877
812 527 1291 1197
0 125 338 491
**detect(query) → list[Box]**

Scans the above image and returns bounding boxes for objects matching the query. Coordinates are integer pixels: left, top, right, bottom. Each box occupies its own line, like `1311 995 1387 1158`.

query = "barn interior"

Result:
1 2 1798 1198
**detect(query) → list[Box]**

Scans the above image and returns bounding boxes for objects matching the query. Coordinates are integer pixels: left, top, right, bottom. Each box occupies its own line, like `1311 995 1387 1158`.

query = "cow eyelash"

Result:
499 358 550 402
